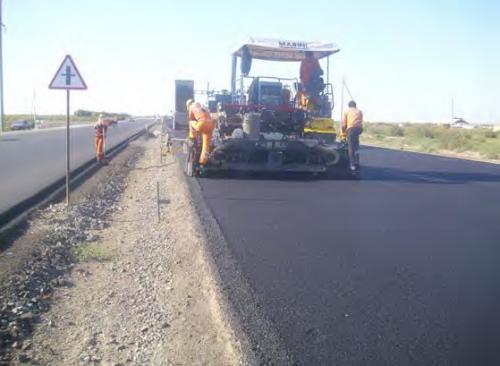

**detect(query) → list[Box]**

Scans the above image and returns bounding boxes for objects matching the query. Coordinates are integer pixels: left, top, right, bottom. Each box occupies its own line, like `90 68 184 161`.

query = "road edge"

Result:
175 161 294 365
361 141 500 165
0 123 156 235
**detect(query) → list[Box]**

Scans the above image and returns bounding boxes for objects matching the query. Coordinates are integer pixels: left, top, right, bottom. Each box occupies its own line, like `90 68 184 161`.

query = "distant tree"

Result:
74 109 93 117
75 110 131 119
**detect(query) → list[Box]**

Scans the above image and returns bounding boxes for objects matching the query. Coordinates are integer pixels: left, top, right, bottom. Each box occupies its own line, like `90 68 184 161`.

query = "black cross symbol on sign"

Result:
61 65 76 86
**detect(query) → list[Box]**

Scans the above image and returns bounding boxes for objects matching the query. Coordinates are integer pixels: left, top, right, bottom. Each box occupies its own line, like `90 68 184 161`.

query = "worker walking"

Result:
94 114 113 164
342 101 363 171
186 99 214 165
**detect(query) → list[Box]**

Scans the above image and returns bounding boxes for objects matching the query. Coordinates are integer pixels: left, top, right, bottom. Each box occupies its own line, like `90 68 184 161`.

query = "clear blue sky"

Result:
4 0 499 123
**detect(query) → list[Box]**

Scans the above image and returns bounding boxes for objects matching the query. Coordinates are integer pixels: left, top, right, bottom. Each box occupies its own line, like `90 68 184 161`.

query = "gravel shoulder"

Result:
1 132 243 365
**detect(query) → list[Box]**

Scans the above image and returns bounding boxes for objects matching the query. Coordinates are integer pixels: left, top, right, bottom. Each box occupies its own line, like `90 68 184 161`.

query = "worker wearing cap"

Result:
186 99 214 165
342 101 363 171
94 114 113 164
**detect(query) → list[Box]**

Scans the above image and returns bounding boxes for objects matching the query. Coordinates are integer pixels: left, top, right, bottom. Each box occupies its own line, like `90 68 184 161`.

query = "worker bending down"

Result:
94 114 115 164
342 101 363 171
186 99 214 165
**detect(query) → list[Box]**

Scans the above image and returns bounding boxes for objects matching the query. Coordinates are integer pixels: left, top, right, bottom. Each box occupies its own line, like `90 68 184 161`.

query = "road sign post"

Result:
66 90 70 204
49 55 87 206
0 0 5 133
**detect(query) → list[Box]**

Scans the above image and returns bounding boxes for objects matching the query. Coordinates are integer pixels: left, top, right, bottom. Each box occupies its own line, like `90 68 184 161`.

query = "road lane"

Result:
197 146 500 365
0 120 150 215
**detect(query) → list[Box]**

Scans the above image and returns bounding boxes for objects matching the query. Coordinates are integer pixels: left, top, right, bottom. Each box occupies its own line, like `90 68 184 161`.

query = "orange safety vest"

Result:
342 108 363 129
95 122 108 138
300 57 321 83
188 104 211 123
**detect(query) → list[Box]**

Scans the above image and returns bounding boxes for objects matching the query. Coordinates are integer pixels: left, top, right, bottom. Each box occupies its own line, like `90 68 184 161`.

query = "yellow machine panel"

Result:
304 117 336 134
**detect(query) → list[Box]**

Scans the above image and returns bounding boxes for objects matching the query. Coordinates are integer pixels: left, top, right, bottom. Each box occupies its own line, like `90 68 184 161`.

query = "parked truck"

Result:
173 80 194 130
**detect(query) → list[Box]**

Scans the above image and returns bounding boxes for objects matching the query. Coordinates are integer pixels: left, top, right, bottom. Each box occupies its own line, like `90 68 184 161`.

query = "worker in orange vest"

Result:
300 51 322 95
186 99 214 165
342 100 364 171
94 114 114 164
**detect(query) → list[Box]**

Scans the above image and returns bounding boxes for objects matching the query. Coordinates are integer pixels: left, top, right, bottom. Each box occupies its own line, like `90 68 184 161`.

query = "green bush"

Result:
74 109 93 117
388 125 404 137
484 130 497 139
405 124 443 139
437 130 474 152
365 123 404 137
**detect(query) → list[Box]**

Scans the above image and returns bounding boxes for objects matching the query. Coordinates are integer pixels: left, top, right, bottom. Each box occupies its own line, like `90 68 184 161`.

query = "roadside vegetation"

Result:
4 110 131 131
362 123 500 161
74 243 116 263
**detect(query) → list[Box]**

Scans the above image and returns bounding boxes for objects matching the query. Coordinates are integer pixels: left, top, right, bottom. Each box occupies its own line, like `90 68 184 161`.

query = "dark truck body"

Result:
173 80 194 130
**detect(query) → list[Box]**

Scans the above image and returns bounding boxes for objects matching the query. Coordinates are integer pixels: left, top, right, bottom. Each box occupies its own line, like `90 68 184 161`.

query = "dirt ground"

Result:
2 132 242 365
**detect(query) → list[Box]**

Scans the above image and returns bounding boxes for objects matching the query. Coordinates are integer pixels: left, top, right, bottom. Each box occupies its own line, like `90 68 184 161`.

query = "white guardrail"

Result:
0 119 154 215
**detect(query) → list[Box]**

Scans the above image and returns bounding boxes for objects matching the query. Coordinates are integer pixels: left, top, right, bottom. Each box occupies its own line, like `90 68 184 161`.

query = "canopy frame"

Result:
230 37 340 96
233 37 340 62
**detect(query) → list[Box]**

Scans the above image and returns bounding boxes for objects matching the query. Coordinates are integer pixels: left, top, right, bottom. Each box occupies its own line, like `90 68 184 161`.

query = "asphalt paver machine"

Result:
184 37 355 177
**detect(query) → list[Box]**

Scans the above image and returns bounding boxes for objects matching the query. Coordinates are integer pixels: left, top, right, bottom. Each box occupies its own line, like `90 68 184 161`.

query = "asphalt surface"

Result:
0 120 151 215
197 146 500 365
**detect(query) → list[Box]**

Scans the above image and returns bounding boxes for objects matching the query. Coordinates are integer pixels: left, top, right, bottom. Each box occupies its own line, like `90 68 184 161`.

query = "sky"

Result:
3 0 500 123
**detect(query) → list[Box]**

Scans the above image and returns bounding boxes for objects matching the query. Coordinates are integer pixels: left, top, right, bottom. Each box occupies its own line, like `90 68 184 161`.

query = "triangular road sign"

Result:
49 55 87 90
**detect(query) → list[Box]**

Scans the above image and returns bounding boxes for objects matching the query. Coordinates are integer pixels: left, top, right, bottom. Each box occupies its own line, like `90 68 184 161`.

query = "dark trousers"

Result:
347 127 362 167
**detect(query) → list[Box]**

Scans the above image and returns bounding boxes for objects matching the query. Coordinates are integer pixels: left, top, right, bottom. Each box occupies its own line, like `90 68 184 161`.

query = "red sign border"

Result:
49 54 88 90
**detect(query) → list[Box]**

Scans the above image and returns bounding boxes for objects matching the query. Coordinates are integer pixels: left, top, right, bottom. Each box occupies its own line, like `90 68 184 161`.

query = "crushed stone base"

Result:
6 132 242 365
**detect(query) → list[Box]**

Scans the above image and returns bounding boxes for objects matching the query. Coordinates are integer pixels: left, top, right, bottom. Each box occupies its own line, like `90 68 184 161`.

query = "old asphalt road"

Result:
195 146 500 365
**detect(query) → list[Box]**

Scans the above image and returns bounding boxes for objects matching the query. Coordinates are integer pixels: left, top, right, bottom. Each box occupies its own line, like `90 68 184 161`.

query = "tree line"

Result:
74 110 131 120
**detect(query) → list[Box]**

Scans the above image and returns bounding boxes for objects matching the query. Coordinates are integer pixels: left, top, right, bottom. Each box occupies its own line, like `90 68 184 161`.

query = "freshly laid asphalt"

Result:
197 146 500 365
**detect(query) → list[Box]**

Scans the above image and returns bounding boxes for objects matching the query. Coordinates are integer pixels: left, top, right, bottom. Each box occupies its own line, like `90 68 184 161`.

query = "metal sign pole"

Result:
49 54 87 207
65 89 70 205
0 0 4 133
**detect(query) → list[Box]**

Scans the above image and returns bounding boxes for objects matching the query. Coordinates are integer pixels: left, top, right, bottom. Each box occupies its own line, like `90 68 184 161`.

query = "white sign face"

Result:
49 55 87 90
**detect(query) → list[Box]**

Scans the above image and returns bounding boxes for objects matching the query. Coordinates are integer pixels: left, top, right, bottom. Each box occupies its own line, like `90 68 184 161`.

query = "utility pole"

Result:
0 0 4 133
451 97 454 122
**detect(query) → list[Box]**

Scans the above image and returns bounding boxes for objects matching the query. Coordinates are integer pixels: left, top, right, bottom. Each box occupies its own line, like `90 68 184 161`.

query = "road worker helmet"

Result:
186 99 194 111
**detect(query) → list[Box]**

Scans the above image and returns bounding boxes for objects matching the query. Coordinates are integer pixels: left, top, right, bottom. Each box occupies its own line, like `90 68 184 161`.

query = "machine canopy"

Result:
233 37 340 62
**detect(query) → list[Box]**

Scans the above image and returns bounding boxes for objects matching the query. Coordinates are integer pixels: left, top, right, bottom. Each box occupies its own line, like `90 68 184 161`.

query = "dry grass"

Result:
363 123 500 160
74 243 116 262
